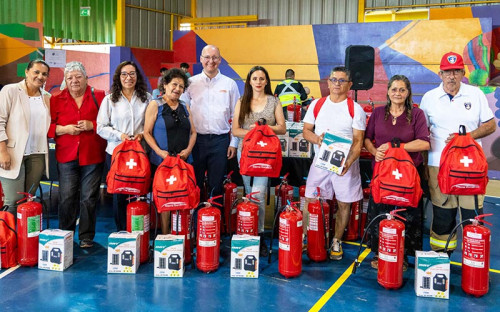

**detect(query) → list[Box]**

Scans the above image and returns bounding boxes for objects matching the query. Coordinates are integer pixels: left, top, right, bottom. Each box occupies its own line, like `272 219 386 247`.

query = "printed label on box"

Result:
154 234 185 278
107 232 141 274
231 235 260 278
38 229 73 271
314 132 352 174
414 250 450 299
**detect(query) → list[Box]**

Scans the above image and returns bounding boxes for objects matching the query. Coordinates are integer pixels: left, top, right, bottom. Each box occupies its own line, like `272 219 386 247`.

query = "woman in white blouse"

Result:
97 61 151 231
0 59 51 216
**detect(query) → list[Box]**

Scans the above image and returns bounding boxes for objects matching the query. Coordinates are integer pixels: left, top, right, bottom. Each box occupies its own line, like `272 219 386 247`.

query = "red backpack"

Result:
107 140 151 195
371 139 422 207
240 121 282 177
0 210 18 268
153 155 200 212
438 125 488 195
313 97 354 119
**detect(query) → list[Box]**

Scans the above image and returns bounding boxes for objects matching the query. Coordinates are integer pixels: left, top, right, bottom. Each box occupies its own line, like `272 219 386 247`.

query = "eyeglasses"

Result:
390 87 408 94
171 110 180 123
201 55 220 62
329 77 349 85
120 71 137 78
440 69 463 77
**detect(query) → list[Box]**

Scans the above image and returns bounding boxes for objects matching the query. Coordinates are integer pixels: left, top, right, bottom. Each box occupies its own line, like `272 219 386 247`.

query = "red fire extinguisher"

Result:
299 180 306 212
16 192 42 267
171 209 193 264
286 97 300 122
222 171 238 234
236 192 260 236
278 201 303 278
352 208 406 290
275 173 294 216
194 196 222 273
359 188 371 238
344 201 361 241
126 196 150 264
307 188 330 262
445 213 492 297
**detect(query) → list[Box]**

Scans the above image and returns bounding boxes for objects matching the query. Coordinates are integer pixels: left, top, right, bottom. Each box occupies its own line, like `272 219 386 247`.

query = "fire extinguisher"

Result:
307 188 330 262
278 201 303 278
359 188 371 238
236 192 260 236
444 213 492 297
344 201 361 241
171 208 194 264
222 171 238 234
353 209 406 290
17 192 43 266
299 178 306 212
126 196 150 264
275 173 294 216
287 97 300 122
193 196 222 273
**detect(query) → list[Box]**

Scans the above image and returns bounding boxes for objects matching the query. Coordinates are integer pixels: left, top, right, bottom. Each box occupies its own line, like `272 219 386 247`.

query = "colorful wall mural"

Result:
173 15 500 176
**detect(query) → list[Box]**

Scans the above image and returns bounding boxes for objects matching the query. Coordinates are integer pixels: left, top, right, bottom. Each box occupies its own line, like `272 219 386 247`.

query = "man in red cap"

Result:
420 51 496 255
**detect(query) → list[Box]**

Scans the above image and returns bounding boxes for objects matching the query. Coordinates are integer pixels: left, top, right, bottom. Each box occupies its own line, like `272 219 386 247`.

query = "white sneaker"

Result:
329 239 343 260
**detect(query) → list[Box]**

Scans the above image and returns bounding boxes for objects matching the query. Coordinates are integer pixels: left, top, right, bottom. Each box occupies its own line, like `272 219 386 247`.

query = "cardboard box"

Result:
154 235 185 277
38 229 73 271
288 122 312 158
415 251 450 299
314 132 352 174
107 232 141 274
231 235 260 278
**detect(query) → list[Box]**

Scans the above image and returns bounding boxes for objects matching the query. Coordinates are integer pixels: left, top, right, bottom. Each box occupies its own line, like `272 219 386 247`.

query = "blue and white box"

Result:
154 234 185 277
107 232 141 274
38 229 73 271
231 235 260 278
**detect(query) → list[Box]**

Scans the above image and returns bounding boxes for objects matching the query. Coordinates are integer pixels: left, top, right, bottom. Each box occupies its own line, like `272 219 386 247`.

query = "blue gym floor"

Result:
1 184 499 312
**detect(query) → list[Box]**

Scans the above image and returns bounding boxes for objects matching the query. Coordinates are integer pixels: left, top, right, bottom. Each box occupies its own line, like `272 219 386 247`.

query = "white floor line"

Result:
0 264 20 279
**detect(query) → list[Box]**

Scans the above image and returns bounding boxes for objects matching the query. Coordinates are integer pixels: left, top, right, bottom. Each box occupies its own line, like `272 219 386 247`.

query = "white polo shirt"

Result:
303 97 366 154
420 82 494 167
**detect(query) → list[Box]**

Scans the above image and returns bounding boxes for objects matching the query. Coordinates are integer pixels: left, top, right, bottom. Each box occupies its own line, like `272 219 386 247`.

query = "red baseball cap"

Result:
440 52 464 71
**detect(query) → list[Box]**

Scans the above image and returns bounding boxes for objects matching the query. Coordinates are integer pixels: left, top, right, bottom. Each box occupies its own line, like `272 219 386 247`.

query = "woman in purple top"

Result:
364 75 430 270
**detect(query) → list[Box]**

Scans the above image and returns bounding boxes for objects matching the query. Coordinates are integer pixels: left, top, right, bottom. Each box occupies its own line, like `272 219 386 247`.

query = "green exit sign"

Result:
80 7 91 17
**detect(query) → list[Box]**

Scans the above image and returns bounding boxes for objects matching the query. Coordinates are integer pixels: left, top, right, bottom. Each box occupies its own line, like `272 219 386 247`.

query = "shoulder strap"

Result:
313 97 328 119
91 87 99 110
347 97 354 119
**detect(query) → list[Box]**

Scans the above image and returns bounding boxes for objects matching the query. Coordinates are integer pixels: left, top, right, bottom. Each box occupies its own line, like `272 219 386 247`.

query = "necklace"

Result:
392 115 397 125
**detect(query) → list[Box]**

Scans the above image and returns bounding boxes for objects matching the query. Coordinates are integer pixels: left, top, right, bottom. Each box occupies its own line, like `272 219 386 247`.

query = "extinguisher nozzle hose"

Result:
353 213 387 272
352 260 359 274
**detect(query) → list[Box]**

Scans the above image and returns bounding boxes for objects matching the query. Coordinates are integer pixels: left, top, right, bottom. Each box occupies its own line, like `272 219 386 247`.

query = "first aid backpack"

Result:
371 139 422 207
153 155 200 212
438 125 488 195
0 209 18 268
240 120 282 177
107 140 151 195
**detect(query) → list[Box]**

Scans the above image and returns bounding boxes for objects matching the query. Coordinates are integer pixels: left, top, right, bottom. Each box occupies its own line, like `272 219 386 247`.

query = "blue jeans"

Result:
57 160 104 241
237 150 268 234
192 134 229 202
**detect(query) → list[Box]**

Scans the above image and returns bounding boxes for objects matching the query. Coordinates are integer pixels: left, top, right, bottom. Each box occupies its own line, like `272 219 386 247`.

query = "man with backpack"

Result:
420 51 496 254
302 67 366 260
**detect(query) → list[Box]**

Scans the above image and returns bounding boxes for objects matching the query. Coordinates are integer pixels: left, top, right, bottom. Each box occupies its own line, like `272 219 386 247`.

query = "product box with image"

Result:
107 232 141 274
277 125 290 158
288 122 312 158
154 234 185 277
231 234 260 278
414 250 450 299
38 229 73 271
314 131 352 174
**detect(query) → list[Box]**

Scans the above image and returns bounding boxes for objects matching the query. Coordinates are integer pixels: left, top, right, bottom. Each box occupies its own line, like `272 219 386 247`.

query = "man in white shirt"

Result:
302 66 366 261
181 45 240 203
420 51 496 254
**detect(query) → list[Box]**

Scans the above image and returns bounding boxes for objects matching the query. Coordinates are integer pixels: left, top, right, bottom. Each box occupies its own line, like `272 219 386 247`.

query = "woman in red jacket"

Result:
48 61 107 248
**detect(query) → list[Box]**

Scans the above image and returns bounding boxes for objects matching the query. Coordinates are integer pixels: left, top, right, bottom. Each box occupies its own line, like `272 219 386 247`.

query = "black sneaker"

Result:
80 239 94 248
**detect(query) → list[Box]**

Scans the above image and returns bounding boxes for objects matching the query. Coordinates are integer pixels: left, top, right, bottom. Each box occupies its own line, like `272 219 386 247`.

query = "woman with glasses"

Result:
49 61 107 248
232 66 286 257
0 60 51 217
364 74 430 270
97 61 151 231
143 68 196 234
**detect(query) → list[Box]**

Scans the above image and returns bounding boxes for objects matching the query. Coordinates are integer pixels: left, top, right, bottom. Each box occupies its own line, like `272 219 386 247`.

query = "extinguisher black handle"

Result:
390 137 401 148
458 124 466 136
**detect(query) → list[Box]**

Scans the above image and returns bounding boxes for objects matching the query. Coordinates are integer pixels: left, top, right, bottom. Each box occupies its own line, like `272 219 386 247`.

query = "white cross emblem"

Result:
460 156 473 167
166 175 177 185
392 169 403 180
257 141 267 147
126 158 137 170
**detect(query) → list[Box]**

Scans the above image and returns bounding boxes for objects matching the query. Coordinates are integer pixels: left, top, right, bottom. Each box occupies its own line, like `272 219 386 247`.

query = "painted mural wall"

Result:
173 16 500 176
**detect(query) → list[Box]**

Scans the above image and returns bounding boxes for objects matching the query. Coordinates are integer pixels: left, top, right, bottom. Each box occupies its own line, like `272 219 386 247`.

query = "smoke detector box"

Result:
38 229 73 271
154 234 185 278
414 250 450 299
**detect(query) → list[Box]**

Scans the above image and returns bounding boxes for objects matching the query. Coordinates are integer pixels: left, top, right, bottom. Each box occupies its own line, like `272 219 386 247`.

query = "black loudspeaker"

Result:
345 45 375 90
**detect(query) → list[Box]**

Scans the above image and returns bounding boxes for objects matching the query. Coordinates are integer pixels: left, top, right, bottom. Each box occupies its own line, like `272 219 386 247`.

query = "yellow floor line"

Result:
343 241 368 248
450 260 500 274
0 264 20 279
309 247 371 312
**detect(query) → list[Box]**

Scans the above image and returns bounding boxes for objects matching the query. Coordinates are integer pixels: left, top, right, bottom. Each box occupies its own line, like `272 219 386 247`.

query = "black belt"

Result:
197 133 228 139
